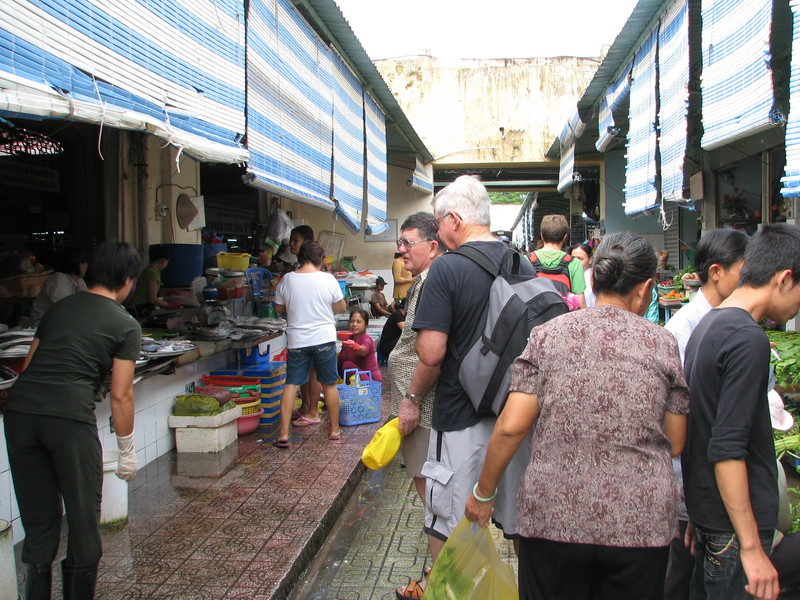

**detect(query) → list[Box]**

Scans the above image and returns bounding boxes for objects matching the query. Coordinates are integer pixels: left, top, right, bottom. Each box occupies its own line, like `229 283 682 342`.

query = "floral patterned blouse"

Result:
510 305 690 547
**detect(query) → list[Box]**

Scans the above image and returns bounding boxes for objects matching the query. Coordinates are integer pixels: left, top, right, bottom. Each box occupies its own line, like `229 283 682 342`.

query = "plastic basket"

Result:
236 398 262 415
337 369 381 426
216 252 251 271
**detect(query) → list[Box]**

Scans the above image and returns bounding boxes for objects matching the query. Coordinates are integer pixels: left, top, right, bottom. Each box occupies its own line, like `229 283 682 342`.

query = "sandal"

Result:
395 580 424 599
272 439 291 449
328 432 341 440
292 415 322 427
395 567 430 599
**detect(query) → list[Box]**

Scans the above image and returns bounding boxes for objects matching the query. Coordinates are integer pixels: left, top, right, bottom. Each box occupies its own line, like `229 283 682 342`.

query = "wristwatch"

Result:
404 393 421 405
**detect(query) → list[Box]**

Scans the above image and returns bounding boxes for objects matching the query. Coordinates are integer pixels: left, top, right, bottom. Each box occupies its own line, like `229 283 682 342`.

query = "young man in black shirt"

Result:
682 223 800 600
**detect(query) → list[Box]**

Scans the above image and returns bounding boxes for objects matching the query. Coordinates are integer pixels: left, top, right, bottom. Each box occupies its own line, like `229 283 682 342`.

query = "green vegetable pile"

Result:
424 544 479 600
767 331 800 390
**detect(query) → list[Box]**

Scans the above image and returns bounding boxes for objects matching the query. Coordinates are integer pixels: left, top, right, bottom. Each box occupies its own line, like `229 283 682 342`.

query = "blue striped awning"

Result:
700 0 776 151
245 0 335 210
364 91 388 235
596 64 631 152
781 0 800 198
0 0 248 163
407 158 433 194
659 0 690 202
331 51 365 231
624 28 659 216
557 110 585 193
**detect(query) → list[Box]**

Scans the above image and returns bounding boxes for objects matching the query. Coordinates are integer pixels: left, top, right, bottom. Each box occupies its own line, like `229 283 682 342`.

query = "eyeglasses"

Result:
396 237 431 249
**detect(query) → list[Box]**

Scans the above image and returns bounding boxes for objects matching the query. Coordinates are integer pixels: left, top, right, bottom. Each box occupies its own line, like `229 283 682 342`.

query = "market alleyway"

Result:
11 371 517 600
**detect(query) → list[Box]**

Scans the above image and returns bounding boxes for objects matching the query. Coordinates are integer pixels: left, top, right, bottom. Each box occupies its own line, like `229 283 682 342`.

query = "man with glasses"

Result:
389 212 445 598
395 176 536 598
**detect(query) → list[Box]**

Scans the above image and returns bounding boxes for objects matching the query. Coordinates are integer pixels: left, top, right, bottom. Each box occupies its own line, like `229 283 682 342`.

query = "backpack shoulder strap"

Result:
450 245 499 276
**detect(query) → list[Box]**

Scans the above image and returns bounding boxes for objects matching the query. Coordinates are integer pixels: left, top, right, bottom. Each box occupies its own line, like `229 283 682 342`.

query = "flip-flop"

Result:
292 415 321 427
395 567 430 599
328 432 342 440
395 580 424 599
272 439 291 449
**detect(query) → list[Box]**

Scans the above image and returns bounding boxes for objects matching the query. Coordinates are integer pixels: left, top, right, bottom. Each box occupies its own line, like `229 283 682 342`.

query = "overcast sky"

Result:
334 0 640 60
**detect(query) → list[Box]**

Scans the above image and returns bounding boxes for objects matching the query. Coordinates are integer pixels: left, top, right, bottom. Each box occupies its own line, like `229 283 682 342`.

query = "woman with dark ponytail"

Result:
466 232 690 600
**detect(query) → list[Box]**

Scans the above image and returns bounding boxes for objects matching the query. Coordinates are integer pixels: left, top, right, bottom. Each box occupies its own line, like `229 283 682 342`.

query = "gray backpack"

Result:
450 246 568 416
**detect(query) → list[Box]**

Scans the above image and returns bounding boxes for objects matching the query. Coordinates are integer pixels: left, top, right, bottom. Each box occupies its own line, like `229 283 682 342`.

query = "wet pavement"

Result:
13 392 390 599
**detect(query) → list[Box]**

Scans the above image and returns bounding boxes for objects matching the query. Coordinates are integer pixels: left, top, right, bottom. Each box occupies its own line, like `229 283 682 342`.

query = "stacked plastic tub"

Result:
211 361 287 425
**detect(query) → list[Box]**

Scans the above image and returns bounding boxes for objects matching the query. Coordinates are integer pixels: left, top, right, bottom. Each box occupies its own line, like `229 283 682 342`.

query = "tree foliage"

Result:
489 192 526 205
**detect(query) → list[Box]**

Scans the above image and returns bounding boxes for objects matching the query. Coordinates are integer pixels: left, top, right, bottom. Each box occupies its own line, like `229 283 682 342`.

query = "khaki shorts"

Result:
400 426 430 478
422 419 531 541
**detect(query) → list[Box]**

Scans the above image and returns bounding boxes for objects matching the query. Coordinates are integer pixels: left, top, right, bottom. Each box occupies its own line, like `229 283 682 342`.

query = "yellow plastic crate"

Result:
216 252 251 271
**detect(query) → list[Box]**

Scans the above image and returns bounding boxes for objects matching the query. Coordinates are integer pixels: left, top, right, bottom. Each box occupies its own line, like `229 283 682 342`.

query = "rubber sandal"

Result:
328 432 341 440
395 580 424 599
292 415 322 427
272 439 291 449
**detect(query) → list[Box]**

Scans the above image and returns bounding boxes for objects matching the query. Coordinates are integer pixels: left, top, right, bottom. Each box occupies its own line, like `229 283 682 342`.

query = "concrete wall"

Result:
376 57 601 164
117 132 202 250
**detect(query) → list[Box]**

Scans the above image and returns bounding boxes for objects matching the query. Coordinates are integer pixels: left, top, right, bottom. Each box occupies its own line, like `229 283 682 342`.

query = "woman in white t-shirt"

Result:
273 241 346 448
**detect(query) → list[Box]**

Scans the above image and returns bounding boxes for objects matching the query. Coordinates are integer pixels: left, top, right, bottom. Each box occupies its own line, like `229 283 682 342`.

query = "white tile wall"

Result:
1 349 237 545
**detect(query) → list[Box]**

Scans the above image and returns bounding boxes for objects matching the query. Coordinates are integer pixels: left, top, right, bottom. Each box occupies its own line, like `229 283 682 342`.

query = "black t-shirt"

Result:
413 241 535 432
7 292 142 425
681 307 777 532
379 309 405 357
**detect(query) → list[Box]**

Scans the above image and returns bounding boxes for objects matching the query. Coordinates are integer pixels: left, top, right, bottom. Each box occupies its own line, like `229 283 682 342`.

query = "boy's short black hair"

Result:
86 241 142 291
694 229 749 284
740 223 800 288
148 244 170 263
290 225 314 241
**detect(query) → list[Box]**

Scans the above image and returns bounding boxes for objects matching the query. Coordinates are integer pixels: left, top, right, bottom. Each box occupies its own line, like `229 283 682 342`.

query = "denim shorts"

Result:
690 526 774 600
286 342 338 385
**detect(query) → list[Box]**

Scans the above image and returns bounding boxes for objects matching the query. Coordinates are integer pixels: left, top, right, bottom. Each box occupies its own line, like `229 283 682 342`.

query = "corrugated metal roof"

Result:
294 0 434 164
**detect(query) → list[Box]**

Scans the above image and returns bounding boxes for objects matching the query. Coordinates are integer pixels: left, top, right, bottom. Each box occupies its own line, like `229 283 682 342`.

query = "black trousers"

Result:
4 412 103 566
519 536 669 600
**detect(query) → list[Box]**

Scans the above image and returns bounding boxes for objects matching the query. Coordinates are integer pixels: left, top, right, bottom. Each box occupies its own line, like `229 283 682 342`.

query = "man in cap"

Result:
370 275 393 318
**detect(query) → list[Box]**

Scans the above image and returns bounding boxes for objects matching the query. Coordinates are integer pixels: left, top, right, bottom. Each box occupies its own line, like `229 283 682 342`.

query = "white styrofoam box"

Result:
172 420 238 453
0 471 11 522
168 406 241 453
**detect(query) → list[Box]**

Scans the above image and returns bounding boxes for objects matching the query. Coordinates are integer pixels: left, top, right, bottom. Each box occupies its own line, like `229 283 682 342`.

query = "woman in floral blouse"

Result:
466 231 689 600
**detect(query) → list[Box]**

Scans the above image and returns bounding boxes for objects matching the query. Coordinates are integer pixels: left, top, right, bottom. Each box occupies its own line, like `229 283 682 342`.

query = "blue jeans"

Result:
689 526 774 600
286 342 338 385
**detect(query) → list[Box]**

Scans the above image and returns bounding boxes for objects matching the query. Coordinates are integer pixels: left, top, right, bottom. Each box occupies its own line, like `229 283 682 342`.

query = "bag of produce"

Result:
174 393 225 416
194 386 233 406
424 517 518 600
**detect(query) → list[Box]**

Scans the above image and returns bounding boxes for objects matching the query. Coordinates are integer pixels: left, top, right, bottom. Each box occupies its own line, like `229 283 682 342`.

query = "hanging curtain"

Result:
0 0 247 163
700 0 775 150
407 157 433 194
659 0 690 202
331 51 365 231
596 64 632 152
245 0 335 209
557 110 586 193
364 91 388 235
781 0 800 198
624 28 659 216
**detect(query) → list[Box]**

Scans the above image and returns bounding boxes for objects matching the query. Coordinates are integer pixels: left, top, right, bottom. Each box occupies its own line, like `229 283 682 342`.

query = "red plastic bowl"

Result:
237 409 263 435
337 330 353 341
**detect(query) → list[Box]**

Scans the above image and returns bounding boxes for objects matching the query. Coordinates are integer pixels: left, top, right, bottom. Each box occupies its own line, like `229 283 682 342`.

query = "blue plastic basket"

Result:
337 369 381 426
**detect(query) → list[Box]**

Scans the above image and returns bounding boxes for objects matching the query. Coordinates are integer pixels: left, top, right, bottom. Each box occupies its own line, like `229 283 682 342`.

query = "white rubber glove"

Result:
115 432 138 481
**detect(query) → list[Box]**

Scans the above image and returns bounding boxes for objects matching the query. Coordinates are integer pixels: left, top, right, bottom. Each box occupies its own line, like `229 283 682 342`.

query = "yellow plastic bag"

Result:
361 418 402 470
423 517 518 600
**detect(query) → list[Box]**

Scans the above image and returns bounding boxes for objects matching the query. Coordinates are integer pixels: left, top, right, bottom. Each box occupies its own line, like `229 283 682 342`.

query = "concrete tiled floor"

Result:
13 395 389 599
